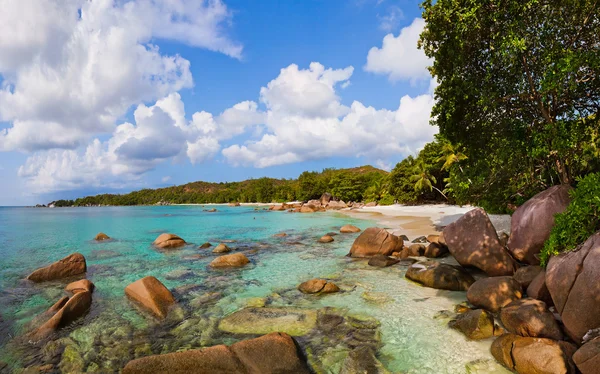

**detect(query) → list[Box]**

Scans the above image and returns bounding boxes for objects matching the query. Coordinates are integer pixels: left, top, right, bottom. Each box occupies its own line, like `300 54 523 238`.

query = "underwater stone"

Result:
218 307 317 336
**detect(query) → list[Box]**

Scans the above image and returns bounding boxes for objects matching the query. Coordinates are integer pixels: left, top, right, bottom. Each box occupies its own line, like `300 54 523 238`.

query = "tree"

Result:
410 162 448 200
420 0 600 210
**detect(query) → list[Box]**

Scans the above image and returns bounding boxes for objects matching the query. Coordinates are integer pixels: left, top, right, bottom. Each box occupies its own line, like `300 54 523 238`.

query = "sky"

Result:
0 0 437 206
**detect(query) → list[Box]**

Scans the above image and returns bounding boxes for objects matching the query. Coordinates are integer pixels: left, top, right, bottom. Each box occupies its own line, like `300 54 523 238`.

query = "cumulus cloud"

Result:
365 17 431 82
0 0 240 152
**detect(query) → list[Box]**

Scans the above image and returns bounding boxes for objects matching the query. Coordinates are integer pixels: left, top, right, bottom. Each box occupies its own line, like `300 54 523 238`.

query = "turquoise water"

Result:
0 206 507 373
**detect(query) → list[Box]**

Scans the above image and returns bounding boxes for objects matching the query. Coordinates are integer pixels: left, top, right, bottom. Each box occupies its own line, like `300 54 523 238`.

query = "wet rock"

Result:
514 266 543 289
412 236 428 243
467 276 522 312
30 291 92 340
424 242 449 258
491 334 575 374
318 235 334 243
508 185 571 265
298 279 339 294
348 228 403 258
365 254 398 267
361 292 392 304
443 208 517 276
454 303 471 314
59 344 85 373
500 298 563 340
573 337 600 374
190 292 222 308
405 261 475 291
273 232 288 237
65 279 95 294
94 232 110 241
198 242 212 249
218 307 317 336
408 243 426 256
212 243 231 253
125 276 175 319
164 269 194 280
122 332 310 374
339 346 389 374
448 309 495 340
340 224 361 233
526 270 553 305
209 253 250 268
152 233 186 249
27 253 87 282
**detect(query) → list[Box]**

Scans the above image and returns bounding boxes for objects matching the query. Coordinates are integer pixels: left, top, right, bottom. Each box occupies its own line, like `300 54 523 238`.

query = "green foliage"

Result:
377 194 395 206
540 173 600 265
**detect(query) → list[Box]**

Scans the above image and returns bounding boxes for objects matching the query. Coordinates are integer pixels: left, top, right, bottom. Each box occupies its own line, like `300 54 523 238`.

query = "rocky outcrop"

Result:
298 279 340 294
443 208 517 276
513 266 543 289
368 254 400 267
125 276 175 319
340 225 361 233
218 307 317 336
405 261 475 291
65 279 94 294
508 185 572 265
500 299 563 340
212 243 231 253
448 309 495 340
526 270 553 305
122 332 310 374
318 235 334 243
94 232 110 241
327 201 347 210
491 334 575 374
320 192 333 205
271 204 286 211
209 253 250 268
29 291 92 340
407 244 425 256
348 228 403 258
300 206 316 213
546 232 600 343
573 338 600 374
467 277 522 312
27 253 87 282
152 233 186 249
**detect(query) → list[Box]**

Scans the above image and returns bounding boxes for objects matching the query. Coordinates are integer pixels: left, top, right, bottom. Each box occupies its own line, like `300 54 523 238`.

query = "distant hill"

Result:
50 165 389 206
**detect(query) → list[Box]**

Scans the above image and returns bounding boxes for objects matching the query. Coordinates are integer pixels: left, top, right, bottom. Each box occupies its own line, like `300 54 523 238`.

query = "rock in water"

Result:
573 338 600 374
30 291 92 340
467 277 522 312
508 185 571 265
218 307 317 336
125 276 175 319
513 266 543 289
340 224 361 233
298 279 339 294
546 232 600 342
405 261 474 291
152 233 186 249
339 346 389 374
318 235 334 243
348 228 403 258
27 253 87 282
212 243 231 253
209 253 250 268
500 298 563 340
65 279 95 294
448 309 495 340
198 242 212 249
94 232 110 241
491 334 575 374
443 208 517 276
122 332 310 374
367 255 400 267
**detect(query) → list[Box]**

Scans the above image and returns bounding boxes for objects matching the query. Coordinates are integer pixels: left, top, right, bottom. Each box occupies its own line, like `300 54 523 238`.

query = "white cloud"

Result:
365 17 431 82
378 6 404 32
161 176 171 183
0 0 240 152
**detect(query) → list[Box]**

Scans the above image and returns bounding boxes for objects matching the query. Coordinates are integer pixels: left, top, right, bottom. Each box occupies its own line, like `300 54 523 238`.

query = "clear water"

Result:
0 206 508 373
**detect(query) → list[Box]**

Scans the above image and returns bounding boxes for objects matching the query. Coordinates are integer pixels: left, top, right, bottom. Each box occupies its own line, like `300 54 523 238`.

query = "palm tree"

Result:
438 142 467 172
410 163 448 200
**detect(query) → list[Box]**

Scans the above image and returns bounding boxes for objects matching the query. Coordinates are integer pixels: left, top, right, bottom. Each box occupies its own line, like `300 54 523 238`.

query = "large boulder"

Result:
218 307 317 336
122 332 310 374
125 276 175 319
327 201 347 210
30 291 92 340
500 299 563 340
153 233 186 249
526 270 553 305
340 225 361 233
491 334 575 374
209 253 250 268
513 266 543 289
546 232 600 343
443 208 517 276
348 228 403 258
508 185 572 265
448 309 495 340
320 192 333 205
405 261 475 291
467 277 522 312
27 253 87 282
573 338 600 374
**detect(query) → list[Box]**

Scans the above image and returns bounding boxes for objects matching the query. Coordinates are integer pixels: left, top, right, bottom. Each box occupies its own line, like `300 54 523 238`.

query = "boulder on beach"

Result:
320 193 333 205
122 332 310 374
212 243 231 253
546 232 600 342
198 242 212 249
30 291 92 340
340 224 361 233
367 254 400 267
573 338 600 374
228 202 241 206
218 307 317 336
467 276 522 312
407 243 425 256
125 276 175 319
300 206 316 213
507 185 571 265
298 279 339 294
65 279 95 294
443 208 517 276
448 309 495 340
411 236 428 243
526 270 553 305
94 232 110 241
365 202 377 207
500 298 563 340
491 334 575 374
348 228 403 258
271 204 286 211
209 253 250 268
405 261 475 291
318 235 334 243
153 233 186 249
424 242 448 258
327 201 347 210
27 253 87 283
513 266 543 289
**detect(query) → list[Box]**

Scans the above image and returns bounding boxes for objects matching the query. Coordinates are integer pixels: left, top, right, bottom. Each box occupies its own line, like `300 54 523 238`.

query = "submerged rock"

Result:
94 232 110 241
448 309 495 340
500 298 563 340
152 233 186 249
125 276 175 319
339 346 389 374
27 253 87 282
209 253 250 268
218 307 317 336
340 224 361 233
467 276 522 312
30 291 92 341
348 228 403 258
405 261 475 291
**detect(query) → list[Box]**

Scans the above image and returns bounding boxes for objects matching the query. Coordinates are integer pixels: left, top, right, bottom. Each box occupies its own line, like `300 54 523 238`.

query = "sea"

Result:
0 205 508 373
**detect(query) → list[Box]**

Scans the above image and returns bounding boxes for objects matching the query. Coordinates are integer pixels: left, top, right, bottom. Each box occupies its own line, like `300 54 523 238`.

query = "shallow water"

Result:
0 206 508 373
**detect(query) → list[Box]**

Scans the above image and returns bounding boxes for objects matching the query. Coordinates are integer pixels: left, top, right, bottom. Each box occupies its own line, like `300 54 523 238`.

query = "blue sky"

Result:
0 0 436 205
